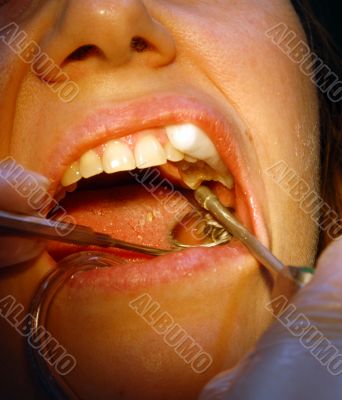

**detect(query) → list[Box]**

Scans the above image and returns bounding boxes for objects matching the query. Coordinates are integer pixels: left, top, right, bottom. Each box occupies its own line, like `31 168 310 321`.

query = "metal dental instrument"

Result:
194 185 315 287
0 187 315 287
0 208 230 257
28 252 124 400
0 210 174 257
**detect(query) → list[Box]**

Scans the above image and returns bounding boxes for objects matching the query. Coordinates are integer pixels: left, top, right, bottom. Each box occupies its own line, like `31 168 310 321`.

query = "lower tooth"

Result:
181 174 202 189
219 175 234 188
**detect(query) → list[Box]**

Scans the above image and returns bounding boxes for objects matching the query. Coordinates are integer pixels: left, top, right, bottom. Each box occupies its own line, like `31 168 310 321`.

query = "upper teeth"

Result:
102 140 136 173
166 123 227 174
60 123 233 189
134 135 167 169
79 150 103 178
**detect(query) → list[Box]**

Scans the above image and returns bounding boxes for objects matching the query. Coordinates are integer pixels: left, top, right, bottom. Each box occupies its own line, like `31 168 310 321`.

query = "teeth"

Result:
164 142 184 162
134 135 167 169
166 123 232 185
61 161 82 186
61 125 234 190
103 140 136 173
79 150 103 179
178 160 230 190
184 155 197 163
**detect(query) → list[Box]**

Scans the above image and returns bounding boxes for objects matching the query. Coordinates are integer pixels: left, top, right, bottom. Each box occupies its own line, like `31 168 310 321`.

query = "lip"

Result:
66 243 257 291
44 92 268 244
42 92 270 288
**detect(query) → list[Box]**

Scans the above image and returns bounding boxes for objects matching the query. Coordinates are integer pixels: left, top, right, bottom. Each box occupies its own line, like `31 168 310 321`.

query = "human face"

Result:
0 0 319 399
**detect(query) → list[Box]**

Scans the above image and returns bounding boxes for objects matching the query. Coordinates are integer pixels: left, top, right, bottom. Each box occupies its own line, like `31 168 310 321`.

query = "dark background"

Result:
310 0 341 52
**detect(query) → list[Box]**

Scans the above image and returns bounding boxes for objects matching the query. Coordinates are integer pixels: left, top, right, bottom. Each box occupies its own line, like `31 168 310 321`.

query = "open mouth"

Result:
44 94 268 289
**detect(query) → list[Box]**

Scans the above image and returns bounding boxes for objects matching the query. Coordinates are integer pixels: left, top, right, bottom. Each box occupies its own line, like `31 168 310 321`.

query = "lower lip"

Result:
63 241 257 291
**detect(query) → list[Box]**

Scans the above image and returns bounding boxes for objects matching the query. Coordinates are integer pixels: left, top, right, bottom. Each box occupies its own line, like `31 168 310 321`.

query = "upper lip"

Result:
43 92 269 248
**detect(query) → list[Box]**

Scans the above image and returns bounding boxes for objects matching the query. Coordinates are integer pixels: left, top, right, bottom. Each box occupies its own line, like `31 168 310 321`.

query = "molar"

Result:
178 160 233 190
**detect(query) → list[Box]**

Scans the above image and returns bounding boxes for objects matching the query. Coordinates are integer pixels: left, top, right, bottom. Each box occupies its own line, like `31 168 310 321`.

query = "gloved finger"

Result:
294 236 342 335
199 238 342 400
0 157 50 214
198 362 245 400
0 157 50 267
0 237 46 268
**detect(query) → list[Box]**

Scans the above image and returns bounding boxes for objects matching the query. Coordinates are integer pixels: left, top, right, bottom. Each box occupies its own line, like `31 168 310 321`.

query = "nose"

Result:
37 0 176 77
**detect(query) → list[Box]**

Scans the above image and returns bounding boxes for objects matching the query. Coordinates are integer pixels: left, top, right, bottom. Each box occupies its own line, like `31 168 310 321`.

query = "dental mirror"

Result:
27 252 127 400
169 208 232 249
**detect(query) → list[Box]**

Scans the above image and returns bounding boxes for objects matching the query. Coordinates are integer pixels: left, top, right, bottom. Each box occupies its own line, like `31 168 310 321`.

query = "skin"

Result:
0 1 320 399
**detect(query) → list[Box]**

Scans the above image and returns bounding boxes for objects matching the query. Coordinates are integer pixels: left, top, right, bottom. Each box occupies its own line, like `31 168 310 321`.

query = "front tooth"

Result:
61 161 81 186
164 142 184 162
134 135 167 169
166 123 228 174
79 150 103 178
103 140 136 173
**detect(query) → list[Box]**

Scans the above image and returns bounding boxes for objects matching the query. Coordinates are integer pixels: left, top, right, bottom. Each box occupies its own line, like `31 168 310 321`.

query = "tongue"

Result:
53 184 194 250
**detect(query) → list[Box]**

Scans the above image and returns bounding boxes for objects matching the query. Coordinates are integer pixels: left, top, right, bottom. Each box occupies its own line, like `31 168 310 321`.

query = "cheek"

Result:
183 5 320 263
169 0 319 166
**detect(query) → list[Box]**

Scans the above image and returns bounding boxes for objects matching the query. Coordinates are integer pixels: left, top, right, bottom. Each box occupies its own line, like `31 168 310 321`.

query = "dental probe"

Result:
194 186 314 287
0 210 174 257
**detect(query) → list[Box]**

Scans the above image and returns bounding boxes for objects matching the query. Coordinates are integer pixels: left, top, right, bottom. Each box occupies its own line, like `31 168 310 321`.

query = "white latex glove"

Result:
0 158 50 267
199 238 342 400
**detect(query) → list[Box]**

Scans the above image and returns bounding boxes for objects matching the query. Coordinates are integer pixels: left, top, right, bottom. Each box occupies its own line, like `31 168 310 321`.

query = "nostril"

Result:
130 36 150 53
66 44 102 62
